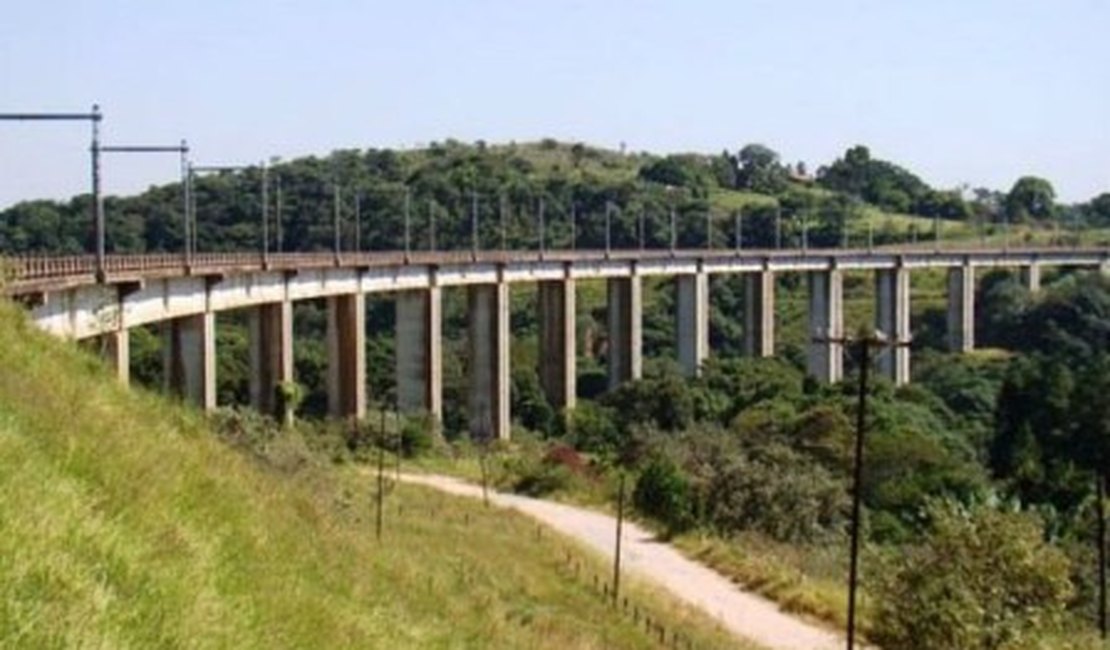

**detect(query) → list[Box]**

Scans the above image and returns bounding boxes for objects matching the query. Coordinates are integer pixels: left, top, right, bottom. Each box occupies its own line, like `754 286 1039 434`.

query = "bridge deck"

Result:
4 245 1107 295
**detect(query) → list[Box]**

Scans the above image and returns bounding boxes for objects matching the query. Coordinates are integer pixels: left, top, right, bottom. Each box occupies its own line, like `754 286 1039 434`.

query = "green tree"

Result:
735 143 788 194
1005 176 1056 223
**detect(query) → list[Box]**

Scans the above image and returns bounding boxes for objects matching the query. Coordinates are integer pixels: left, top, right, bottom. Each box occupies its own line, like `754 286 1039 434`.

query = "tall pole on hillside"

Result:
612 472 626 606
813 329 908 650
1099 472 1107 639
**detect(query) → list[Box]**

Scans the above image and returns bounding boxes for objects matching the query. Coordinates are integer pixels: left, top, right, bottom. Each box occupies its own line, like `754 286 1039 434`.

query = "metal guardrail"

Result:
3 244 1108 292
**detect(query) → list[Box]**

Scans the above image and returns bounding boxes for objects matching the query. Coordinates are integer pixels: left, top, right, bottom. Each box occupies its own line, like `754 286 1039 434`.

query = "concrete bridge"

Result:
5 246 1108 439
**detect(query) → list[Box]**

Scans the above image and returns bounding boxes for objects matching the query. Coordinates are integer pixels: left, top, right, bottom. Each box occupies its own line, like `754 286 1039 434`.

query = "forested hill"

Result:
3 139 1109 256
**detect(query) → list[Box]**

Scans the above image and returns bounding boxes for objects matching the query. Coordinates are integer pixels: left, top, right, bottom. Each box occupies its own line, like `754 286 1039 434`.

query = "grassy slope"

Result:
0 300 744 650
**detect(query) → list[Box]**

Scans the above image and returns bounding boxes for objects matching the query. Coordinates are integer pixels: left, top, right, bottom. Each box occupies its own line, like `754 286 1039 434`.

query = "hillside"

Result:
0 298 740 649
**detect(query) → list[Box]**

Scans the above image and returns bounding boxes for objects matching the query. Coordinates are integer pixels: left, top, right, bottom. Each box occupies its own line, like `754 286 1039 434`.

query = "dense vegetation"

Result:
6 139 1110 646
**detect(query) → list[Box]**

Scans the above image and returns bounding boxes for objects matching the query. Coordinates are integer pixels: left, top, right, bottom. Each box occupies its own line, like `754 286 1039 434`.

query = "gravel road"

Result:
400 473 844 650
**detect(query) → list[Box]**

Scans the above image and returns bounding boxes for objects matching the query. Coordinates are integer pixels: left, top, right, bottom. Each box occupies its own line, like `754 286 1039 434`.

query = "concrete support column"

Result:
162 312 216 410
396 287 442 420
327 293 366 419
606 275 642 390
468 283 510 441
100 328 130 384
249 301 294 421
743 270 775 357
947 265 975 353
1020 264 1041 293
538 279 576 410
875 267 911 385
807 270 843 383
675 272 709 377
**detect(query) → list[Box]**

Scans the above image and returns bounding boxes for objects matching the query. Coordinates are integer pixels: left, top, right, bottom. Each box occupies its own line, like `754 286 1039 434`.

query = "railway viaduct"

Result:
6 246 1107 439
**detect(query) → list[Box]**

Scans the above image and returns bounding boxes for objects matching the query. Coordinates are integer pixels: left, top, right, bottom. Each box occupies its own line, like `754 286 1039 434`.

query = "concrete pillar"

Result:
875 267 911 385
327 293 366 419
1020 264 1041 293
807 270 843 383
675 273 709 377
607 275 642 390
947 265 975 353
162 312 216 410
538 279 576 410
249 301 294 421
743 271 775 357
468 283 510 441
100 328 129 384
396 287 442 420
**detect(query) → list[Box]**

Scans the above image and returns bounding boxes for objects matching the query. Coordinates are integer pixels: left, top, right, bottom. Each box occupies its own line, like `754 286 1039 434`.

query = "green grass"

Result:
0 299 749 649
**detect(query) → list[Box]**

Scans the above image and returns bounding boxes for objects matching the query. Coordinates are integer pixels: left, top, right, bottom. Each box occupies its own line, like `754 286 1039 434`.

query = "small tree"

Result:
872 501 1073 650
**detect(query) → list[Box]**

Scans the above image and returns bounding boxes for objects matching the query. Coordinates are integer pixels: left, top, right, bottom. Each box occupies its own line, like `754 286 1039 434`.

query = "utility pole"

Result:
1 106 105 277
261 161 269 265
612 472 626 606
274 174 283 253
812 330 909 650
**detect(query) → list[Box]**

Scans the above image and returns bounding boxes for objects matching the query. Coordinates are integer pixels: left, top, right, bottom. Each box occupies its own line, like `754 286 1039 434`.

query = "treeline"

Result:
3 139 1110 257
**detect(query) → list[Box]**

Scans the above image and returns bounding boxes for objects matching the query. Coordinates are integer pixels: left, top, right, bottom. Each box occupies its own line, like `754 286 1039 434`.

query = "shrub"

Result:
871 501 1074 650
633 457 696 535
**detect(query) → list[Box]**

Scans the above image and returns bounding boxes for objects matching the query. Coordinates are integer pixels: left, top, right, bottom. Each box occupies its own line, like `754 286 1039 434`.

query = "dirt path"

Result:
400 473 843 650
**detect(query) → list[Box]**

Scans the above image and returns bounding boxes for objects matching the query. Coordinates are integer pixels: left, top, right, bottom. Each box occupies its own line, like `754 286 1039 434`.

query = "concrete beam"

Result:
100 328 129 384
468 283 510 441
1020 264 1041 293
538 279 576 410
743 271 775 357
607 275 642 389
807 270 843 383
947 265 975 353
162 313 216 410
676 273 709 377
396 287 443 420
327 293 366 419
249 301 294 422
875 267 911 385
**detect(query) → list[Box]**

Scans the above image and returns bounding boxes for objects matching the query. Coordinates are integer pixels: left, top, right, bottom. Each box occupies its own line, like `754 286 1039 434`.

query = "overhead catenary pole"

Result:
333 184 342 264
499 193 507 252
471 190 479 259
638 209 646 251
735 210 743 252
570 202 577 250
775 203 783 249
670 207 677 254
100 141 190 268
261 161 269 265
1 106 105 277
428 199 437 251
403 187 411 261
538 196 546 258
354 192 362 254
605 202 613 256
274 175 283 253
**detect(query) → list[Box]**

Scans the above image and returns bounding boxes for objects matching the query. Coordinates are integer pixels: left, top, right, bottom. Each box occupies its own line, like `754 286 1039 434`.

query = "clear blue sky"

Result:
2 0 1108 207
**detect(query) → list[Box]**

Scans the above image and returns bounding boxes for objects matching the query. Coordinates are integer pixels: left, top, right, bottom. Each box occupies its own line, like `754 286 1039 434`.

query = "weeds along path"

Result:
399 473 844 650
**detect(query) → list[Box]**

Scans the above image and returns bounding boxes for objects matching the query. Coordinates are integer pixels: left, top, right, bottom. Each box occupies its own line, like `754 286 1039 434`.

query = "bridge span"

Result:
5 246 1108 439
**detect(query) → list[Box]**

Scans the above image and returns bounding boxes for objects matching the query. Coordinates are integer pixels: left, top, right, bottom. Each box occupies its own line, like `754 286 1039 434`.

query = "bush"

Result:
705 443 847 543
633 457 696 535
871 501 1074 650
